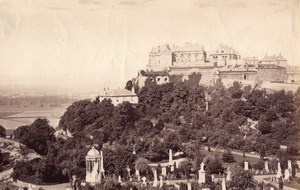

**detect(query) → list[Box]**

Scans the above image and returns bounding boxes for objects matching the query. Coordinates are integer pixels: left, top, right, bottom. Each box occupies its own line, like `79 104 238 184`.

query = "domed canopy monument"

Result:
85 146 104 185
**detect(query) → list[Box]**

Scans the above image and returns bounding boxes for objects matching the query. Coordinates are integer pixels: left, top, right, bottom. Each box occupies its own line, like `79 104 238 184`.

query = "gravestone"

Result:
159 176 163 188
187 182 192 190
288 160 292 172
222 177 226 190
244 161 249 171
118 175 122 183
169 149 173 164
153 169 158 187
171 165 175 172
264 161 269 173
226 167 232 181
284 169 290 181
276 162 282 179
135 169 140 181
162 166 167 176
126 165 131 178
198 162 206 184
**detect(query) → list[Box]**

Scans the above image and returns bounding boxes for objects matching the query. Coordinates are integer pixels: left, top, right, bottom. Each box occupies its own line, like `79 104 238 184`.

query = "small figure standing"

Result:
71 175 81 190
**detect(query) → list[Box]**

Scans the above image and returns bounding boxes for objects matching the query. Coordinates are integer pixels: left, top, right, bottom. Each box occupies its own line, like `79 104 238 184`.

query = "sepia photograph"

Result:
0 0 300 189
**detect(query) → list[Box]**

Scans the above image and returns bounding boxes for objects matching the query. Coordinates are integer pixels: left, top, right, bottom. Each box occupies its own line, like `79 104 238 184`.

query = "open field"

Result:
0 105 69 130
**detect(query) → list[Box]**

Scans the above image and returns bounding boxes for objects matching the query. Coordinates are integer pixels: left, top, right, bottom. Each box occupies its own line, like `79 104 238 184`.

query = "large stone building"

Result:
260 54 287 68
137 43 294 89
148 43 211 72
209 44 241 67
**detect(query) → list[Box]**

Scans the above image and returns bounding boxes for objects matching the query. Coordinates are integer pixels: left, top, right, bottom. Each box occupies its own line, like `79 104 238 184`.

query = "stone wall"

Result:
218 71 257 81
257 68 287 82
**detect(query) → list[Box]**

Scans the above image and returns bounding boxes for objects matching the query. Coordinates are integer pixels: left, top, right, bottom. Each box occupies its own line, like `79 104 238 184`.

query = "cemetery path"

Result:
203 146 275 159
12 180 70 190
253 175 298 190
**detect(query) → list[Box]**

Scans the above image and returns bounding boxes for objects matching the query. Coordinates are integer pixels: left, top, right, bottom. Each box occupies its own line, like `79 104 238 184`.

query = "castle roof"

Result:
244 57 258 61
171 43 205 52
210 44 239 55
261 54 287 62
104 89 136 97
258 64 285 69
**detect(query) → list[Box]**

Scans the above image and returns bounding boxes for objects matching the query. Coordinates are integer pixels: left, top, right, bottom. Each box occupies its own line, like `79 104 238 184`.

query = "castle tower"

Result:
86 146 103 185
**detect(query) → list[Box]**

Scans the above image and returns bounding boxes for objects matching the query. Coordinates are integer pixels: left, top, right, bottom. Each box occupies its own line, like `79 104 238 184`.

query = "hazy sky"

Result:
0 0 299 91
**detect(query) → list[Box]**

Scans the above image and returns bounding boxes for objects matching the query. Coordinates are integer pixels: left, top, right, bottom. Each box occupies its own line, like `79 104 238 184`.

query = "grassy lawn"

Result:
201 149 261 168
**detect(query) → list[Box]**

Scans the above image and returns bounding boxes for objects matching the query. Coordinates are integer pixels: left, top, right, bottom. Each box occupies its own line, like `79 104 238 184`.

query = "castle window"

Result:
244 75 247 80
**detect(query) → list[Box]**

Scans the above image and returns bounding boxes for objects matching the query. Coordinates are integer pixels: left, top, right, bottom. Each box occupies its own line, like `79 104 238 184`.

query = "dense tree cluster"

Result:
13 118 55 155
10 78 300 185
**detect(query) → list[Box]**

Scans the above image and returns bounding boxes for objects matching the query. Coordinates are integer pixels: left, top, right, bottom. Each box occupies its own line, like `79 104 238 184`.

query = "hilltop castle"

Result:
133 43 299 89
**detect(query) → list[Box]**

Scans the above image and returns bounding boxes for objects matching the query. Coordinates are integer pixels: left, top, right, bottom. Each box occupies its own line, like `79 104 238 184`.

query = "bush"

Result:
222 150 235 163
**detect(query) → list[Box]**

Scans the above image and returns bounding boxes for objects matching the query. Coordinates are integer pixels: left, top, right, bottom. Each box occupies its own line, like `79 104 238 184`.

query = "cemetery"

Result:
63 147 300 190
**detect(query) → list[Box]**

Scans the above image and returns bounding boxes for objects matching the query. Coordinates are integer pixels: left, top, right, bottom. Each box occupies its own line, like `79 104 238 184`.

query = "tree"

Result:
222 150 235 163
228 165 256 190
0 125 6 137
135 157 149 174
14 118 55 155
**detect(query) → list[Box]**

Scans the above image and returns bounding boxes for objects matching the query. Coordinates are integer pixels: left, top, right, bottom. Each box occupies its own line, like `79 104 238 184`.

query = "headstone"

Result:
126 165 131 178
170 165 174 172
284 169 290 181
198 162 206 184
255 170 259 175
153 169 158 187
142 176 147 186
211 174 215 182
118 175 122 183
169 149 173 164
276 162 282 179
264 161 269 173
159 176 163 188
187 182 192 190
222 177 226 190
244 161 249 171
136 169 140 181
162 167 167 176
270 187 274 190
100 150 104 173
288 160 292 172
226 167 231 181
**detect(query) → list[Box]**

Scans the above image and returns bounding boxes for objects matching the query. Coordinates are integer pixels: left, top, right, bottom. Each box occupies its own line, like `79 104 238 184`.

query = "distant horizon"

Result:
0 0 299 91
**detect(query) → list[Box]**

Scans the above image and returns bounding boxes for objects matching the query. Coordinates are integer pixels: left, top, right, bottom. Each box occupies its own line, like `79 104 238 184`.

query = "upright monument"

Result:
86 146 103 185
